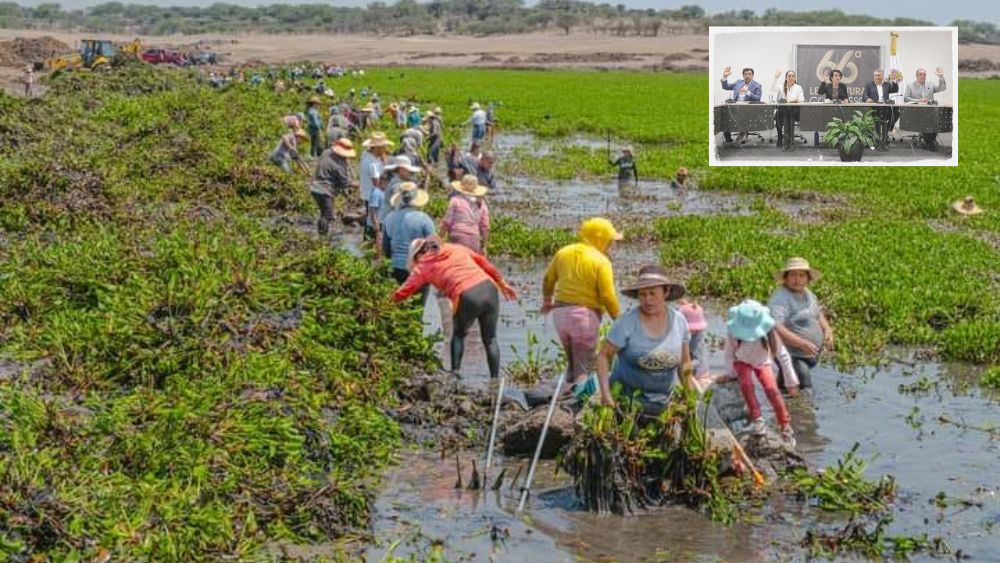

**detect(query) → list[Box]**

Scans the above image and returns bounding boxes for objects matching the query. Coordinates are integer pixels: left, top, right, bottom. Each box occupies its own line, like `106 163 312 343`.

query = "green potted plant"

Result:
825 110 879 162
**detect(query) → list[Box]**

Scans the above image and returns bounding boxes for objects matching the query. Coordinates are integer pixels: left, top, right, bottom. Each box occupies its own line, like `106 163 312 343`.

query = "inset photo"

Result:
709 27 957 166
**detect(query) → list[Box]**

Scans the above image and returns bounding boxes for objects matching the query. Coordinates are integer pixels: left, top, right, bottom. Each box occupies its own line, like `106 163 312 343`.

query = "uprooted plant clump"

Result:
560 385 749 523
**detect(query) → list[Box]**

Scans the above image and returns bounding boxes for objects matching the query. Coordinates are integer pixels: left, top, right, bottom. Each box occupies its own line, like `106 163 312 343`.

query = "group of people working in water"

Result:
538 223 831 447
271 90 834 448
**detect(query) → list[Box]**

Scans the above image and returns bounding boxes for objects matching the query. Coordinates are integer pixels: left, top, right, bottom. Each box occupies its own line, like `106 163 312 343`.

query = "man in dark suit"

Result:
862 68 901 150
720 66 763 143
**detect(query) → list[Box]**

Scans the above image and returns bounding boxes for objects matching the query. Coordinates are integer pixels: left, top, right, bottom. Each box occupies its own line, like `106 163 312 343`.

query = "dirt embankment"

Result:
0 36 69 67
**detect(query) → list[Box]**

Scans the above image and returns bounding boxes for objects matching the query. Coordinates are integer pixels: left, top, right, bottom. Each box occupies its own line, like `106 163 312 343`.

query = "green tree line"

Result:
0 2 997 42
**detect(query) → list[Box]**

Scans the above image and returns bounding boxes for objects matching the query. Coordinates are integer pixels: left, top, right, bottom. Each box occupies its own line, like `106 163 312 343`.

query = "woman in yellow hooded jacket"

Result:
541 217 623 387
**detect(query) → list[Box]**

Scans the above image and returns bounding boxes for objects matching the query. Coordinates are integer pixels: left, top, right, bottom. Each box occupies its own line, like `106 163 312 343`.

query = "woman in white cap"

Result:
595 264 692 413
766 257 834 392
442 174 490 255
381 155 422 220
393 236 517 379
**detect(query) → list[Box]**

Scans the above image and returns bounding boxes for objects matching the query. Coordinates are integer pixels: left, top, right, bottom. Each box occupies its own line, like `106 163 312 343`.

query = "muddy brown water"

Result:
279 136 997 562
367 252 1000 562
487 132 830 229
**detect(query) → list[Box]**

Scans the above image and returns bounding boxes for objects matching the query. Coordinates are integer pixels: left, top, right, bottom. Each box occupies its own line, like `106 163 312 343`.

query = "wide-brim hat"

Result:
451 174 488 197
307 96 321 105
470 102 481 110
622 145 635 154
362 132 394 148
384 155 421 173
727 299 775 342
390 182 429 208
293 128 308 140
332 138 357 158
361 102 375 113
952 196 983 215
621 266 685 300
407 106 420 114
433 106 442 115
774 257 822 283
323 88 335 97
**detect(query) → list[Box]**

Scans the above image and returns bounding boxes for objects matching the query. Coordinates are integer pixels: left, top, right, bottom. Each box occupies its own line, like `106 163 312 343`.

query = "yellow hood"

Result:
579 217 624 253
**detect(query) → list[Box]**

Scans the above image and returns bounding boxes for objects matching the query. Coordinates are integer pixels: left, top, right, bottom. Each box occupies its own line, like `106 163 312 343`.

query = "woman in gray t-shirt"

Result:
767 257 834 390
596 265 692 414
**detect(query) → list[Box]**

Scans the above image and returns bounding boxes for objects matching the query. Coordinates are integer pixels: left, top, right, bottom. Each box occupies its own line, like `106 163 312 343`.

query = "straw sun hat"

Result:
451 174 488 197
952 196 983 215
774 257 822 283
362 132 394 148
621 265 685 301
384 155 421 173
331 137 357 158
390 181 429 208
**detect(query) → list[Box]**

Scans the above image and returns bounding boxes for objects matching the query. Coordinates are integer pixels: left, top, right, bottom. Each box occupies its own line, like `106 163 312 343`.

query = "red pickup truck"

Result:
140 49 185 65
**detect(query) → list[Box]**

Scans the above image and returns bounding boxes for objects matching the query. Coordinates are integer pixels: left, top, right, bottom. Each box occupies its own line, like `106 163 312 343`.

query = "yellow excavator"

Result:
43 38 143 71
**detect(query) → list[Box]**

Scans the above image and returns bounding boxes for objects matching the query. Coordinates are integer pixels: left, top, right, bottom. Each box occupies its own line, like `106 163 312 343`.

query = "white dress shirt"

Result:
772 78 805 103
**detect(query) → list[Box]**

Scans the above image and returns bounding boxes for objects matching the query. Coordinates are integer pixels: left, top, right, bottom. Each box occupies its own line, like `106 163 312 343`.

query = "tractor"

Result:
42 38 143 72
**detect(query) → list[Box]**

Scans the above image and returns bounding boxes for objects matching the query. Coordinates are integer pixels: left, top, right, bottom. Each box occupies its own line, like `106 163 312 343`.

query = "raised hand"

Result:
935 67 944 77
723 66 732 78
775 69 782 79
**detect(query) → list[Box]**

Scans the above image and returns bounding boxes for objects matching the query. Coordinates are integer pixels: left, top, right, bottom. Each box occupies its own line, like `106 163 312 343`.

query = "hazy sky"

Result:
12 0 993 26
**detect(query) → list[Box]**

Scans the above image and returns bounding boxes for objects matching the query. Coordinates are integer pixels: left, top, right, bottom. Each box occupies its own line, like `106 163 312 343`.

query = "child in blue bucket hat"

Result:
720 299 797 447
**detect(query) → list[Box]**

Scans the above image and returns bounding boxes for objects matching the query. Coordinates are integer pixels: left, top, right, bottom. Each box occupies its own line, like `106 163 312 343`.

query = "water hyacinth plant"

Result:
561 384 737 523
0 66 438 560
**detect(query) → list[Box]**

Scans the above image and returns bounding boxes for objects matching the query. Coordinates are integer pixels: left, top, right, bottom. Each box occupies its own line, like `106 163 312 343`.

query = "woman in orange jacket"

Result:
393 237 517 379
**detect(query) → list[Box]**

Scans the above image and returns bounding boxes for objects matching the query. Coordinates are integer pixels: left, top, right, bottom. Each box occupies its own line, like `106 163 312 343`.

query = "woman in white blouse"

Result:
773 70 804 151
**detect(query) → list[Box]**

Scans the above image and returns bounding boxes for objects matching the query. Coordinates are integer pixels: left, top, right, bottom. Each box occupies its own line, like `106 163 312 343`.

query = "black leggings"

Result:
452 280 500 378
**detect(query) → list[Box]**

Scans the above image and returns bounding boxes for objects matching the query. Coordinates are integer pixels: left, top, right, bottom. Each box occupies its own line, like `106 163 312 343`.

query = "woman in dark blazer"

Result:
818 69 849 101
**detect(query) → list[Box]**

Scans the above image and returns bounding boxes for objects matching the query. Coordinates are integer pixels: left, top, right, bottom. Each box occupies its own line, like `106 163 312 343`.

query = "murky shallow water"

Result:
286 131 996 561
368 254 1000 562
